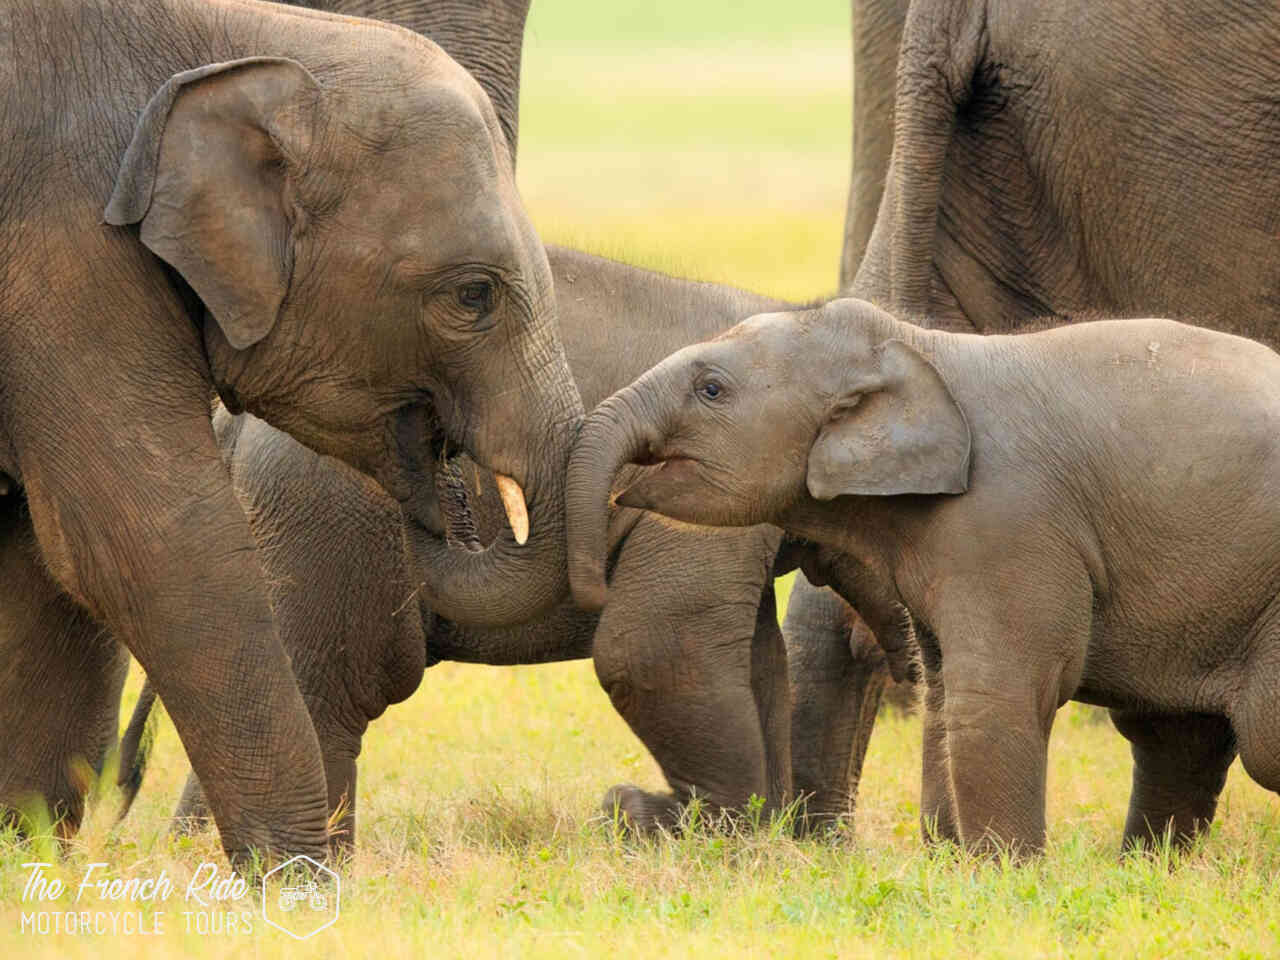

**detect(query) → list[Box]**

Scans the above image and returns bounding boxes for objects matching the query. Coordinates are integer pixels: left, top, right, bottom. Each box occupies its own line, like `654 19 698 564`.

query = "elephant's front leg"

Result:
12 377 329 864
0 497 130 836
932 575 1090 857
1110 710 1236 852
751 580 793 822
593 522 787 832
918 641 960 845
173 745 359 851
941 681 1053 856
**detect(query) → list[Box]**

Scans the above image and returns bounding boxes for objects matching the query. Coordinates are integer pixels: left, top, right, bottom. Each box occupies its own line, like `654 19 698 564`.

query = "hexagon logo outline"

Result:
261 854 340 940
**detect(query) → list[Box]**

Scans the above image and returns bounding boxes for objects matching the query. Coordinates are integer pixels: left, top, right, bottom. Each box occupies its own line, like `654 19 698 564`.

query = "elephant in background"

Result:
839 0 908 290
0 0 581 862
568 298 1280 855
289 0 531 161
785 0 1280 843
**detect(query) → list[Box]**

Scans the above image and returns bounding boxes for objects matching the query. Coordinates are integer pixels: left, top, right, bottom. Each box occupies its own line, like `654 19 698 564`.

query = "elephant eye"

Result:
697 379 723 402
456 280 496 316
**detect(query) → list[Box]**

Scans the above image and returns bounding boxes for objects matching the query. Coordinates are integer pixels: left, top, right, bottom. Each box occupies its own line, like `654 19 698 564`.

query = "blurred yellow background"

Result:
518 0 850 300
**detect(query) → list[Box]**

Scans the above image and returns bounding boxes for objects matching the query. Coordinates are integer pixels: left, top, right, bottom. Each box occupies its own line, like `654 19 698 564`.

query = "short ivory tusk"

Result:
494 474 529 546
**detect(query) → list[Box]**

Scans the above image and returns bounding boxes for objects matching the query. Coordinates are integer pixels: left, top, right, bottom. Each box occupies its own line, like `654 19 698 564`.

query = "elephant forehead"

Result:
333 144 519 270
719 310 791 342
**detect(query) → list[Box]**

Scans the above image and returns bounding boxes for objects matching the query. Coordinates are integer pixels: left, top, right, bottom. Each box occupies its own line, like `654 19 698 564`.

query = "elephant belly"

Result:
1074 593 1280 717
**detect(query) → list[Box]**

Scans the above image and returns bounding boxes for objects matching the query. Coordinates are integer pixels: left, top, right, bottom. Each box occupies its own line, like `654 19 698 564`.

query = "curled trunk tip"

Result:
566 384 665 614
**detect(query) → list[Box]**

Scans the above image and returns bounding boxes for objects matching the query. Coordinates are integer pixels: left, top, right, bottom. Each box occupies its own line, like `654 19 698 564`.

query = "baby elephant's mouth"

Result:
613 455 700 512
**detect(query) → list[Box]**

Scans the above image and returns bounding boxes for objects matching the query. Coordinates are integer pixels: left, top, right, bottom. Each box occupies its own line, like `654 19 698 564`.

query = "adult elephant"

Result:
785 0 1280 846
105 0 800 844
0 0 580 863
123 251 796 843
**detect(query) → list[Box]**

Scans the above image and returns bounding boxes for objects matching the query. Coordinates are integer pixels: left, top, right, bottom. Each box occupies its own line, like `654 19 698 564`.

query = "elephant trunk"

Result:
567 376 672 612
403 396 580 627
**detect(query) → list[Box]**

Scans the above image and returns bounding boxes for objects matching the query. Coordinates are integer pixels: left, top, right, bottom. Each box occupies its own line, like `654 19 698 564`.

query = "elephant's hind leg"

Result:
1228 626 1280 803
1110 710 1235 852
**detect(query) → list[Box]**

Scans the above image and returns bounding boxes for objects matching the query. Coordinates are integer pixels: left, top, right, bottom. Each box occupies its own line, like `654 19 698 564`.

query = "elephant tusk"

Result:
494 473 529 545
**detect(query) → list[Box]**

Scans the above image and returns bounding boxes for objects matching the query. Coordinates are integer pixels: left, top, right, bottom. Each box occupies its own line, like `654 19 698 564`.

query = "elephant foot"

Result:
601 785 683 835
793 803 850 840
171 773 214 836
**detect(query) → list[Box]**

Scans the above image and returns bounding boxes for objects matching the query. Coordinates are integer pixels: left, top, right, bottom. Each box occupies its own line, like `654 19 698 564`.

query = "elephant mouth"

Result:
432 451 484 552
421 404 527 552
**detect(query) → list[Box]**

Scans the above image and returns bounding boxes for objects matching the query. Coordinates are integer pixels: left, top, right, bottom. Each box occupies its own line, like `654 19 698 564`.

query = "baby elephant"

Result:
568 298 1280 856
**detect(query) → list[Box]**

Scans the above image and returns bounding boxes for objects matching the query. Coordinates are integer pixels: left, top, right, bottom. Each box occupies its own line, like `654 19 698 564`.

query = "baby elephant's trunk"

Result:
567 377 672 612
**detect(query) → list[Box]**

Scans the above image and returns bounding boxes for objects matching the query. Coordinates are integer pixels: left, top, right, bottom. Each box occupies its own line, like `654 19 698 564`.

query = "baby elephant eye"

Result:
457 280 495 315
698 380 722 401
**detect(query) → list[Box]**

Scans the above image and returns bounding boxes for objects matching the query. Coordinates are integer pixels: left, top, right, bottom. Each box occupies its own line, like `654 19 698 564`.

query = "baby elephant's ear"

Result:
806 340 971 499
105 58 322 350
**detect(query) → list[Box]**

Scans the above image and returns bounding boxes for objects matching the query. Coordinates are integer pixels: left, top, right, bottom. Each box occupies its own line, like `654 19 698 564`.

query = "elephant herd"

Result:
1 0 1278 867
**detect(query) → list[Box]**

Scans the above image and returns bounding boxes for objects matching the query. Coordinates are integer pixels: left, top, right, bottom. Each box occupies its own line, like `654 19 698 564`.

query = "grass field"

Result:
4 1 1280 957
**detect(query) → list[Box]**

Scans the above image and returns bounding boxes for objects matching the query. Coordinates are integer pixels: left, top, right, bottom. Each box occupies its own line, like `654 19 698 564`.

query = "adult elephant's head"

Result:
566 299 971 611
105 32 582 625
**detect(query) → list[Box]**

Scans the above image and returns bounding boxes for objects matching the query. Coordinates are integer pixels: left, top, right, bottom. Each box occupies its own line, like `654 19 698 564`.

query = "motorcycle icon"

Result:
278 879 327 913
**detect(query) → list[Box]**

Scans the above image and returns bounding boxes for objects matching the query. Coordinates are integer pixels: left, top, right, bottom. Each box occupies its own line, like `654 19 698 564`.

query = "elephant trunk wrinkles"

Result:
567 378 671 612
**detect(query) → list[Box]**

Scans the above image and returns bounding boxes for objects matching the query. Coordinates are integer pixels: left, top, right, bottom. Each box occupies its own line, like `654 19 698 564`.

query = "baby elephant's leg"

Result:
942 676 1055 856
919 648 961 845
1109 710 1235 852
935 572 1091 857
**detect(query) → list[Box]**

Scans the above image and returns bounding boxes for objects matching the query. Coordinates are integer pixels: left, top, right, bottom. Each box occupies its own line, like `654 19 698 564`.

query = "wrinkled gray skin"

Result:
569 298 1280 856
0 0 580 864
785 0 1280 842
290 0 531 163
137 248 794 845
26 0 800 852
129 0 801 843
839 0 907 291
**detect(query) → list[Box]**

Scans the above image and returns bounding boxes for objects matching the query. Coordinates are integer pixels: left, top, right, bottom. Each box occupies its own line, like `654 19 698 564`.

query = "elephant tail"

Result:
856 0 989 311
116 678 161 821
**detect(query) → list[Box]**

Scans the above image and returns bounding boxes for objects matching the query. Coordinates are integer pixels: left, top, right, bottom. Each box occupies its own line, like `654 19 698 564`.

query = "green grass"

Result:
5 697 1280 959
4 1 1279 957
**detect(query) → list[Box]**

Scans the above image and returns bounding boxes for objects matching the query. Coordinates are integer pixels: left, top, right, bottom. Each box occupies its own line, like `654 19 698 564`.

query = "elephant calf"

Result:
569 298 1280 856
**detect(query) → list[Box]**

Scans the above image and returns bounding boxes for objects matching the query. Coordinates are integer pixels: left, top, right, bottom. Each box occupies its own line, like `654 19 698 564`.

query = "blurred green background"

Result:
518 0 850 300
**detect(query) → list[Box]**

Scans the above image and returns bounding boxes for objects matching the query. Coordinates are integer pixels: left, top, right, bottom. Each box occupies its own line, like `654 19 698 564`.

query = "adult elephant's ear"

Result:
104 58 322 350
806 340 971 499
